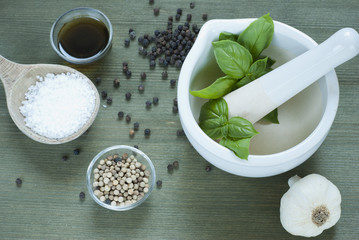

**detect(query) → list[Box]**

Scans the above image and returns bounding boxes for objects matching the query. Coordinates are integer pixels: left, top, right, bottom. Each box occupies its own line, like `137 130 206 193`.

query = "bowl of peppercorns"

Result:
86 145 156 211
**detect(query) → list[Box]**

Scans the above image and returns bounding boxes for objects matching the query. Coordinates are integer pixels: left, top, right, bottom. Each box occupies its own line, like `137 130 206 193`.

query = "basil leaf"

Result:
235 75 255 88
248 57 268 78
220 137 252 160
237 13 274 59
219 32 239 41
198 98 228 122
227 116 258 138
263 108 279 124
199 115 228 139
212 40 253 79
190 76 238 99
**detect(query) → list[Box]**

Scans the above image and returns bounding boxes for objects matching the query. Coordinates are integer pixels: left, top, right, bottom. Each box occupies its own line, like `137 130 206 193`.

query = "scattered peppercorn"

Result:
134 145 139 149
144 128 151 136
73 148 80 155
126 114 131 123
162 71 168 79
187 14 192 22
167 163 174 172
177 129 185 136
202 13 208 21
106 97 112 105
62 155 68 161
173 160 179 169
95 77 101 85
129 31 136 40
149 0 154 4
177 8 182 15
125 92 132 101
170 79 176 87
138 84 145 93
146 100 152 109
113 78 120 88
15 178 22 186
156 180 162 188
118 111 124 119
152 96 159 105
154 8 160 16
79 192 85 200
124 38 130 47
173 97 178 106
140 72 147 80
134 122 140 131
172 105 178 113
175 14 181 21
101 91 107 99
168 16 173 22
125 70 132 79
190 2 195 8
205 165 212 172
105 199 111 205
129 129 135 137
150 59 156 68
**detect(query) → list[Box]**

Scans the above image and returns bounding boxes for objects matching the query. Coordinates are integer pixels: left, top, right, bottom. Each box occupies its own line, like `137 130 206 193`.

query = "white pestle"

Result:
223 28 359 123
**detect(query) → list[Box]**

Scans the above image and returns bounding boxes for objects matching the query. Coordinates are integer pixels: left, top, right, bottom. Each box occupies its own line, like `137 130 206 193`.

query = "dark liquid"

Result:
58 17 109 59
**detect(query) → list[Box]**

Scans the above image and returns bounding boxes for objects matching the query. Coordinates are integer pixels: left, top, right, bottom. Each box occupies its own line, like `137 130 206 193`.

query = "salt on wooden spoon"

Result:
0 55 100 144
223 28 359 124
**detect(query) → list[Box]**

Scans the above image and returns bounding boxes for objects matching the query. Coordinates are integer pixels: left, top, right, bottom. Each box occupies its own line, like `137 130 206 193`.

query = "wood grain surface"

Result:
0 0 358 239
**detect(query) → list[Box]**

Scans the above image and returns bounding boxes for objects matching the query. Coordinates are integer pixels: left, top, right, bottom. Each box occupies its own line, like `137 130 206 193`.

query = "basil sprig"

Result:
199 98 258 160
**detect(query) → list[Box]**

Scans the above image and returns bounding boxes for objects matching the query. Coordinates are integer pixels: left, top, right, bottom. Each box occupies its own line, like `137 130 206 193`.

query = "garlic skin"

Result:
280 174 341 237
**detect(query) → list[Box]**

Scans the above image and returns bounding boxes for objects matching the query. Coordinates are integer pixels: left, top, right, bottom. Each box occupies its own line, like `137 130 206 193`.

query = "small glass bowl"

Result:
50 7 113 64
86 145 156 211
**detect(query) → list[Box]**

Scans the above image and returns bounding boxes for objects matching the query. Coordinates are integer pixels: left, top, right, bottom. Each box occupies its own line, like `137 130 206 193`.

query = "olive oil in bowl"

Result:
58 17 109 59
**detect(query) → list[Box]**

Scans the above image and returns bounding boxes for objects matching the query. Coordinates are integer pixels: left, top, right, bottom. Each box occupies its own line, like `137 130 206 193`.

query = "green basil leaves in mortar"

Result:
199 98 258 160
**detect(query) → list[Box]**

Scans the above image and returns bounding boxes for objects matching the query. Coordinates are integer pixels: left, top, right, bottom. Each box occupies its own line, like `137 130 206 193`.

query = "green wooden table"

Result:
1 0 358 239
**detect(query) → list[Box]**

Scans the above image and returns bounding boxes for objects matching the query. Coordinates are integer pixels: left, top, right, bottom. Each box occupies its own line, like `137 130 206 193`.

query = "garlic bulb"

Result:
280 174 341 237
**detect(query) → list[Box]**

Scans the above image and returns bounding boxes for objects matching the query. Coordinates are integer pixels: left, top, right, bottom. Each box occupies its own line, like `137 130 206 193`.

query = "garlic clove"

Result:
280 174 341 237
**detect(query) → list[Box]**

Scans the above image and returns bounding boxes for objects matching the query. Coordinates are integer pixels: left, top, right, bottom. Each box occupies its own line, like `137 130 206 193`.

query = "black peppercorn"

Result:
138 84 145 93
154 8 160 16
125 70 132 79
73 148 80 155
177 8 182 15
170 79 176 87
79 192 85 200
125 92 132 100
113 78 120 88
153 96 159 105
129 31 136 40
202 13 208 21
145 100 152 108
167 163 174 172
175 14 181 21
205 165 212 172
190 2 195 8
162 71 168 79
118 111 124 119
173 105 178 113
134 122 139 131
144 128 151 136
15 178 22 186
62 155 68 161
187 14 192 22
149 0 154 4
105 199 111 205
168 16 173 22
150 60 156 68
140 72 147 80
101 91 107 99
124 38 130 47
106 97 112 105
126 114 131 123
156 180 162 188
95 77 101 85
177 129 185 136
114 157 121 163
134 145 139 149
173 97 178 106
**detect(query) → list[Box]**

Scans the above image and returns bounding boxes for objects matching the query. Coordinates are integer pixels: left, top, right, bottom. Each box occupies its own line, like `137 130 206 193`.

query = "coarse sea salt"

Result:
20 72 96 139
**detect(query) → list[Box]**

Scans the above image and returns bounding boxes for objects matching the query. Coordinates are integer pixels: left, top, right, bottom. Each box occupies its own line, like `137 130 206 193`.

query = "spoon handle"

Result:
0 55 28 93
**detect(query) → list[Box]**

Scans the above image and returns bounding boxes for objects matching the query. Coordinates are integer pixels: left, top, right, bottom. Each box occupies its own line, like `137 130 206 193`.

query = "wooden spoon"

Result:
0 55 100 144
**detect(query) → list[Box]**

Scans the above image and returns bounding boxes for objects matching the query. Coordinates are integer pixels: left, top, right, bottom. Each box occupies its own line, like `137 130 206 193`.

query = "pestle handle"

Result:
224 28 359 123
